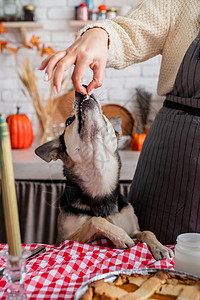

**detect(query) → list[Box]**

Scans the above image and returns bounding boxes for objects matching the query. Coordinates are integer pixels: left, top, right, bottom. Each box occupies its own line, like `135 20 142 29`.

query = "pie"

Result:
79 270 200 300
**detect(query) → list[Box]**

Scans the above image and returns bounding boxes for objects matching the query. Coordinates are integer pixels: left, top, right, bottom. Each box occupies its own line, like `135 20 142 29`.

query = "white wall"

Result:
0 0 164 139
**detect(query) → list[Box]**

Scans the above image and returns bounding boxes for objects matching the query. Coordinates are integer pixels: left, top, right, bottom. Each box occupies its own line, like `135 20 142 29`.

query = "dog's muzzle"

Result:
59 132 67 154
59 114 76 154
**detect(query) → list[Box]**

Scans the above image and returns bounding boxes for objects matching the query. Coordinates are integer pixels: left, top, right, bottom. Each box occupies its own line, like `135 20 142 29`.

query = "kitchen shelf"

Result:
69 20 96 29
2 21 44 43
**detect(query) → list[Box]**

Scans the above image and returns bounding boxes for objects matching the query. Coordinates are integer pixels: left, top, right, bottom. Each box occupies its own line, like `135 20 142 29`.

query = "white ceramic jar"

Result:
175 233 200 277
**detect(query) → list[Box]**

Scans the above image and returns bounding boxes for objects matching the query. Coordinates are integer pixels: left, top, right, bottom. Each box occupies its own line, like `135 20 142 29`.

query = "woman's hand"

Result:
39 28 109 95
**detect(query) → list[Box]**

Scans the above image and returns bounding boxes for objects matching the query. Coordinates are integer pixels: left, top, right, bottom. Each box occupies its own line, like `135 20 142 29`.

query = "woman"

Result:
40 0 200 244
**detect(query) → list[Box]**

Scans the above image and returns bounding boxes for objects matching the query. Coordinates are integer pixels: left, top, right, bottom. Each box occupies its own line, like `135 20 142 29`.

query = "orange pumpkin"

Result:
131 133 147 151
6 107 33 149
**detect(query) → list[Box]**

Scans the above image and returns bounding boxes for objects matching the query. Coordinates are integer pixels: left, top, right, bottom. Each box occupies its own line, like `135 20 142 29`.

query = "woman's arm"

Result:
81 0 171 69
39 0 171 94
39 28 109 94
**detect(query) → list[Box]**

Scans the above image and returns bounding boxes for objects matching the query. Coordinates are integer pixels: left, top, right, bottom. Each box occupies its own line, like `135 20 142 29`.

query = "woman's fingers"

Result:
53 54 76 93
38 53 54 70
43 51 68 81
87 60 106 94
39 28 108 94
71 53 91 94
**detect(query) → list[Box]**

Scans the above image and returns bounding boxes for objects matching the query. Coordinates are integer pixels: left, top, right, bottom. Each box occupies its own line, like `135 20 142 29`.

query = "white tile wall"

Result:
0 0 164 136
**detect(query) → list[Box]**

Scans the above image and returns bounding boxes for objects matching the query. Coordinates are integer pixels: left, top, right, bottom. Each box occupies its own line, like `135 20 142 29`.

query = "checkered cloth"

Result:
0 240 174 299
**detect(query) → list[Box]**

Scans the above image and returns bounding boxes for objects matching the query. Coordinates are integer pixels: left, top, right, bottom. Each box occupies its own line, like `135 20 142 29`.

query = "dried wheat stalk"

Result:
18 57 70 144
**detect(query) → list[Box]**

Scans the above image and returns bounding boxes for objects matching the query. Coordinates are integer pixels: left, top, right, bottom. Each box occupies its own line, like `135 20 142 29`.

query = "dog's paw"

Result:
150 244 174 260
111 232 135 249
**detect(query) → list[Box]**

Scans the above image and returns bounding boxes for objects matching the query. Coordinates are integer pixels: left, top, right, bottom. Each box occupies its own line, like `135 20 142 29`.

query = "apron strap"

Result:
163 99 200 117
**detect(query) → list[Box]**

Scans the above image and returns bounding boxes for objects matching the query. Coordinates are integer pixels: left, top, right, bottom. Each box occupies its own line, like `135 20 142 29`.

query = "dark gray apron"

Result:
129 30 200 245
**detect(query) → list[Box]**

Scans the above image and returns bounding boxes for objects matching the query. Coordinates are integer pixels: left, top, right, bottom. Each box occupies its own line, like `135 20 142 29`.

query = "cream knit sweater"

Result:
81 0 199 96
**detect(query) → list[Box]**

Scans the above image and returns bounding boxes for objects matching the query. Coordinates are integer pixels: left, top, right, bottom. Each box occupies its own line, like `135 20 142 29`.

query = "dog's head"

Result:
35 89 121 196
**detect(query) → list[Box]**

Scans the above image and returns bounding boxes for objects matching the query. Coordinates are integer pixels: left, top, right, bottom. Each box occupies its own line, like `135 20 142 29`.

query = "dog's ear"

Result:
35 138 60 162
109 117 122 138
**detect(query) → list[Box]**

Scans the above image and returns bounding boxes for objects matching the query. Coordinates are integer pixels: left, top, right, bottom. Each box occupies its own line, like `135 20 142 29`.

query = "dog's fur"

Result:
35 90 173 260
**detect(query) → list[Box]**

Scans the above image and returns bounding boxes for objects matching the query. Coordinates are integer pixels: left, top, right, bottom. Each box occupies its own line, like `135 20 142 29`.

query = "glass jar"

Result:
175 233 200 277
77 3 88 21
88 8 98 21
98 4 107 20
3 0 18 21
107 8 117 19
22 4 36 21
74 5 79 20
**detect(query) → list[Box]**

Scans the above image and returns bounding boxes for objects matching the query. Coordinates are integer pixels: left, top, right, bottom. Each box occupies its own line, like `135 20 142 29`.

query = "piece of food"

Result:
80 270 200 300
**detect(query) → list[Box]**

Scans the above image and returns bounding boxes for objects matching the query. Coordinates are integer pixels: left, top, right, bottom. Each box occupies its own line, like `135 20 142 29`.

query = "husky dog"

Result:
35 90 173 260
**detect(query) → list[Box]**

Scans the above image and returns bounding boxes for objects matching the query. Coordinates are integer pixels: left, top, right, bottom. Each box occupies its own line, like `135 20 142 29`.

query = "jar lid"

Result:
23 5 35 11
98 4 107 11
79 3 87 7
177 233 200 247
108 8 116 12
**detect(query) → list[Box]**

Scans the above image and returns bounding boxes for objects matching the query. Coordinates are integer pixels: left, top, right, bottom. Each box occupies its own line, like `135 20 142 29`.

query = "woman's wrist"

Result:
82 27 110 48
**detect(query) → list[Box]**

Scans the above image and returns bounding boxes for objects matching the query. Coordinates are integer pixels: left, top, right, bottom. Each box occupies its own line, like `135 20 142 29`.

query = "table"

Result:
10 149 140 181
0 239 175 299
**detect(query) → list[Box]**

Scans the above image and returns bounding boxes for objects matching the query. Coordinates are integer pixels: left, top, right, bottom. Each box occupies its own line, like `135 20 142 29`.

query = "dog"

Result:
35 89 174 260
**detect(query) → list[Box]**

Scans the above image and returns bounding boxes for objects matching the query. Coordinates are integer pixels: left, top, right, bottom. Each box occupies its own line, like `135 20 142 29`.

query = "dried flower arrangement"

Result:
135 87 152 134
18 57 70 144
0 22 54 56
0 22 71 144
131 87 153 151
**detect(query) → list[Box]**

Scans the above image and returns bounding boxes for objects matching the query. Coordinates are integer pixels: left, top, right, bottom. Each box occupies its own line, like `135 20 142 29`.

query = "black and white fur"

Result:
35 89 173 260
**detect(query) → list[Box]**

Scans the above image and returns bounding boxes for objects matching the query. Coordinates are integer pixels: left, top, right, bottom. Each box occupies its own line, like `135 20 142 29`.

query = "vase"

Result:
1 250 27 300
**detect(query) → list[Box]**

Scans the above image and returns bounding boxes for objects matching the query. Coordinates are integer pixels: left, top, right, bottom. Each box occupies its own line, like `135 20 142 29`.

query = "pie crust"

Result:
80 270 200 300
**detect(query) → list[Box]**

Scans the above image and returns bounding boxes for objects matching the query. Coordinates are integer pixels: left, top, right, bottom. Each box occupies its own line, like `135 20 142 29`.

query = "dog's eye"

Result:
65 115 75 127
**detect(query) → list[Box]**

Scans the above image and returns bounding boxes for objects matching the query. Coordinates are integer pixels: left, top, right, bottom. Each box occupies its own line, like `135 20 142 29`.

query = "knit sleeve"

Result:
80 0 171 69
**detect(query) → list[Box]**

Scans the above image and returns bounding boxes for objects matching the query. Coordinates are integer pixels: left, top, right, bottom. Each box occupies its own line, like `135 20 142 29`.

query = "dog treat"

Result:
83 93 90 101
79 270 200 300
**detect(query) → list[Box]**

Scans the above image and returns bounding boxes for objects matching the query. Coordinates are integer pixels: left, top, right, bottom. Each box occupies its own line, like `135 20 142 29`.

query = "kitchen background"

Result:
0 0 164 143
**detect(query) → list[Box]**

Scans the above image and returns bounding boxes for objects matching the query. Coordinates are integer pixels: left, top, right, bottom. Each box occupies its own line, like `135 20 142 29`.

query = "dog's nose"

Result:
81 97 96 112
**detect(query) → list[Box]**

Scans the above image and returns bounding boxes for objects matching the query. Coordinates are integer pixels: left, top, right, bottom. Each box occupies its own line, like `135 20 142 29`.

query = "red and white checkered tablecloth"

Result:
0 240 175 299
